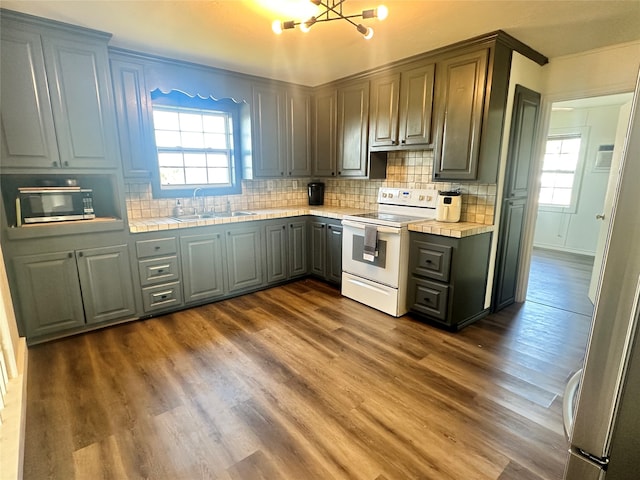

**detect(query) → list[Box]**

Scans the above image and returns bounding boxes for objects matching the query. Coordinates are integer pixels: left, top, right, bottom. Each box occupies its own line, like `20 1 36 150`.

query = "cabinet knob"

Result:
52 161 58 167
331 172 335 176
401 139 406 144
78 252 84 257
328 225 332 230
281 172 284 176
338 171 342 175
283 225 286 229
596 214 605 220
68 252 73 258
434 173 440 178
64 161 69 167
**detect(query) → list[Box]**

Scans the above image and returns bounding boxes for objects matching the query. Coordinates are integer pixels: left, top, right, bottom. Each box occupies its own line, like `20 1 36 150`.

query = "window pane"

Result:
546 139 563 155
539 187 553 204
555 173 575 188
203 115 226 133
184 153 207 167
204 133 227 149
207 153 229 167
179 112 203 132
180 132 204 148
553 188 572 206
540 172 556 188
160 167 185 185
155 130 181 148
208 168 230 184
562 138 581 155
158 152 184 167
153 110 179 130
185 167 208 184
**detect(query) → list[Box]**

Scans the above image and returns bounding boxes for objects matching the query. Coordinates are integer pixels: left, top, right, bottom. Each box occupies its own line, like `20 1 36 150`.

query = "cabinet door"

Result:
286 89 312 176
265 223 288 284
326 223 343 284
399 63 435 146
181 232 225 303
313 88 337 177
13 251 85 337
76 245 136 324
252 84 286 177
492 198 526 311
309 221 327 277
337 80 369 177
226 225 263 292
42 34 119 169
110 57 156 178
289 220 308 278
369 73 400 148
433 49 488 181
0 27 60 168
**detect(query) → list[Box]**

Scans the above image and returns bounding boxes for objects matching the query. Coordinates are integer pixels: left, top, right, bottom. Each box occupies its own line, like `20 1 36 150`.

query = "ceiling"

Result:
2 0 639 86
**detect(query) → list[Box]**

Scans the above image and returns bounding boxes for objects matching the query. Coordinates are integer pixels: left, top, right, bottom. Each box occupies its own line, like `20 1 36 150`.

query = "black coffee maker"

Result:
307 182 325 206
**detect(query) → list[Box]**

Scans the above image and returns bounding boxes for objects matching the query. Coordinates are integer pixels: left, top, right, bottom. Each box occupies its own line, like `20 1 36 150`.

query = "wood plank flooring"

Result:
24 270 592 479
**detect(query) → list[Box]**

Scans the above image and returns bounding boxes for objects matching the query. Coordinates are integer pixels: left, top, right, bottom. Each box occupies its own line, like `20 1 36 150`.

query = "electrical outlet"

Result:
292 180 299 189
267 180 274 191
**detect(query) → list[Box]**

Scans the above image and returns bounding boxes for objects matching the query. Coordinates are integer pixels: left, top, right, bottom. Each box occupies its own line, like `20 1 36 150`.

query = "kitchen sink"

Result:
172 211 257 221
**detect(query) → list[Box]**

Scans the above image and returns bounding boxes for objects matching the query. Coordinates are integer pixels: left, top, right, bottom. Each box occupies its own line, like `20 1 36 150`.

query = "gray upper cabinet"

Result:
1 12 119 170
369 62 435 150
181 231 226 304
433 48 489 181
312 88 337 177
252 83 311 178
369 72 400 148
110 54 156 178
285 89 312 177
0 27 59 168
337 79 370 177
398 63 435 147
252 83 286 177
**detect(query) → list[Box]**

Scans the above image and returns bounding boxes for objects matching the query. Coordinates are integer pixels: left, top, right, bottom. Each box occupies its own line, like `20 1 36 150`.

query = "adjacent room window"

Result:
539 134 582 208
150 90 242 197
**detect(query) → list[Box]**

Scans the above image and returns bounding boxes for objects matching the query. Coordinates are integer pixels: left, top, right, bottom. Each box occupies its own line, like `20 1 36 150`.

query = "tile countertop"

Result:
128 205 494 238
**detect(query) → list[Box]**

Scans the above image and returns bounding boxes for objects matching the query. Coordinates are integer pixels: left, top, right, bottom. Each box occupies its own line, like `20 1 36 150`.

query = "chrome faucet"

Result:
192 187 203 214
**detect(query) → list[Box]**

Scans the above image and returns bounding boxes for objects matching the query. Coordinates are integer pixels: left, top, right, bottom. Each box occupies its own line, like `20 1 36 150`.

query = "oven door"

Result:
341 219 404 288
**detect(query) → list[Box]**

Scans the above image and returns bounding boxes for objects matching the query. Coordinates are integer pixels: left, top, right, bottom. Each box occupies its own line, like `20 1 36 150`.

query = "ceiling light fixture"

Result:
272 0 388 40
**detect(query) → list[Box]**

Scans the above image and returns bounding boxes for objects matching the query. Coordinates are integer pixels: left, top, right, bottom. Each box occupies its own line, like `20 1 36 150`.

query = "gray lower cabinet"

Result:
181 231 225 303
13 244 135 339
309 217 342 284
225 224 263 293
265 219 308 285
407 232 491 330
135 235 183 313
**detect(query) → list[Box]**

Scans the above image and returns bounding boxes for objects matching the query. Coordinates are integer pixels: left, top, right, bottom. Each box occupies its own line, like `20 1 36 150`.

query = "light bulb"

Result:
377 5 388 21
357 24 374 39
272 20 283 34
364 27 374 39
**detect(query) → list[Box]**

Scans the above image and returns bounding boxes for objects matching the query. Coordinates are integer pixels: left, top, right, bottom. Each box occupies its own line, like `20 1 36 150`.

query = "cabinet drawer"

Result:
141 281 183 312
138 256 180 287
412 240 452 282
410 277 449 321
136 237 177 258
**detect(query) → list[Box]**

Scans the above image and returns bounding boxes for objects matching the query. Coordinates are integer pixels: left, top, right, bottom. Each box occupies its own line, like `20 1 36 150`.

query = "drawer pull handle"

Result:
157 269 164 274
152 290 172 300
425 259 432 264
154 246 161 250
423 297 431 303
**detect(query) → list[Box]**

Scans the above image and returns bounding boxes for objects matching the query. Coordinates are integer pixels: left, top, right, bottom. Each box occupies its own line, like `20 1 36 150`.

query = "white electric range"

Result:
341 187 438 316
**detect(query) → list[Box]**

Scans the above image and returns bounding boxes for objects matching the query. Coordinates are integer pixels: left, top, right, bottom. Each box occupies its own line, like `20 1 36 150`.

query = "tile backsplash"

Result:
125 150 496 225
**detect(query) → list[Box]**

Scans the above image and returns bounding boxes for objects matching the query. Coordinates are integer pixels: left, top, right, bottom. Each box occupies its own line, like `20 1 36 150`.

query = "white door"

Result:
588 101 633 302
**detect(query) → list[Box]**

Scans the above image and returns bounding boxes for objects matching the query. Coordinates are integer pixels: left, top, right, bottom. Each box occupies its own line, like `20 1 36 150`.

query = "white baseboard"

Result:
0 338 28 480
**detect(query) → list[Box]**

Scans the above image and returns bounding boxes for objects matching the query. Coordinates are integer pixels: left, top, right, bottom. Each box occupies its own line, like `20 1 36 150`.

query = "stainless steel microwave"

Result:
16 187 95 226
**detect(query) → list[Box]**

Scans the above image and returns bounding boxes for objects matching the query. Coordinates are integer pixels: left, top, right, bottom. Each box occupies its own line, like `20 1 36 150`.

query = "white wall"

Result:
534 104 623 255
517 40 640 300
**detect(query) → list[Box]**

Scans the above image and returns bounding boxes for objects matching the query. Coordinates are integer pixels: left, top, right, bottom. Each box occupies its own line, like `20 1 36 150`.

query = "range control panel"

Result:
377 188 438 209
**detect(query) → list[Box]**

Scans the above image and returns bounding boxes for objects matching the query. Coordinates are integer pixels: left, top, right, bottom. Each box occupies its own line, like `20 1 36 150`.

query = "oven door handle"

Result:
342 220 402 235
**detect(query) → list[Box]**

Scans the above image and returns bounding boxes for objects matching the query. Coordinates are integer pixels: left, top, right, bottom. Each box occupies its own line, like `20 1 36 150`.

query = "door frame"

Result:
516 85 636 303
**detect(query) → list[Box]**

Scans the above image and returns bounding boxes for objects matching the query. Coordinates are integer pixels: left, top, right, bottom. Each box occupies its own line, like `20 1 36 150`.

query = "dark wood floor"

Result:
527 248 595 317
24 257 593 479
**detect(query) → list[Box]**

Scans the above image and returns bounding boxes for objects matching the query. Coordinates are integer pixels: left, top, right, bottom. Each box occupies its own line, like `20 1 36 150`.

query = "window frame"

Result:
538 126 590 214
149 90 243 198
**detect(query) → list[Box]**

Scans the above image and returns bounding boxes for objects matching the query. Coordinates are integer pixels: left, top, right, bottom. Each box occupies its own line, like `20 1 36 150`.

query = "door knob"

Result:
596 214 605 220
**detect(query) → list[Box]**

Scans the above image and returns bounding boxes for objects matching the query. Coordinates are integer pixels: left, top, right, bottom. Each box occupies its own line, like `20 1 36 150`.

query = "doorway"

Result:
525 92 633 316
